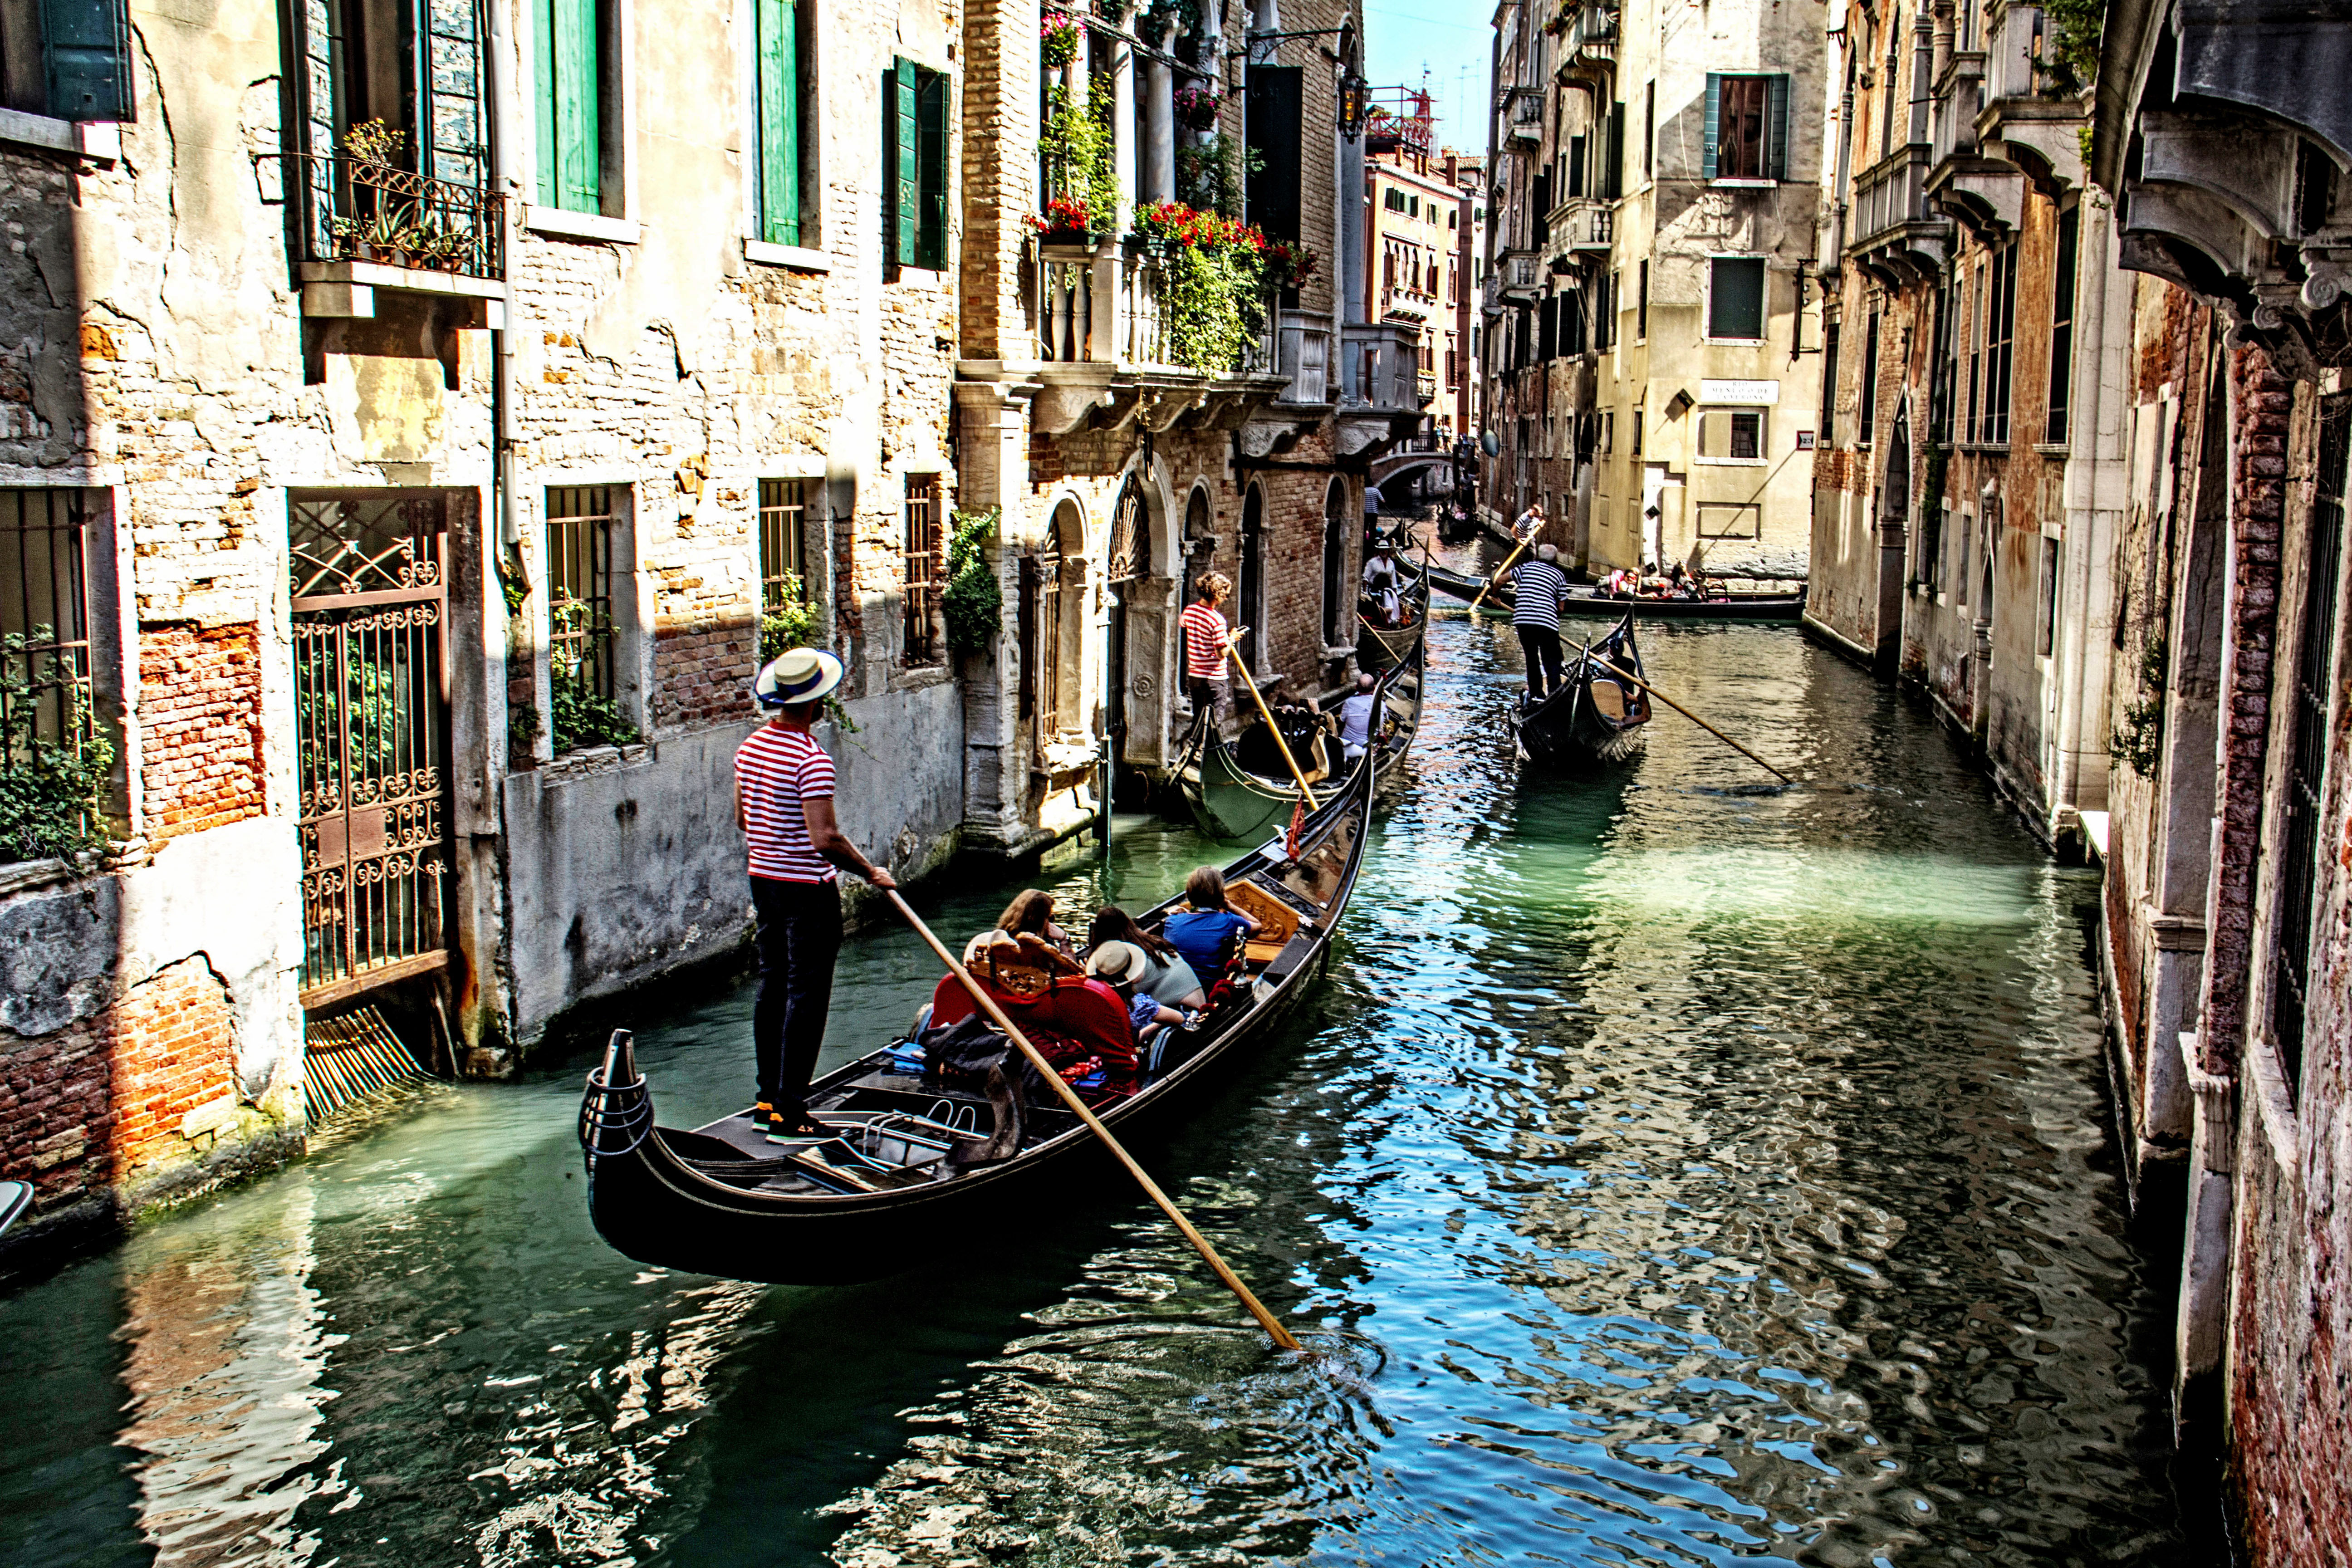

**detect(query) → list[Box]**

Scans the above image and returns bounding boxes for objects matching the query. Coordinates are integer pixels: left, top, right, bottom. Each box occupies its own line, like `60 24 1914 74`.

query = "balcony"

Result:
1973 4 2087 190
1504 88 1544 146
1846 143 1950 282
1562 3 1618 76
1333 321 1428 456
1274 310 1334 405
1499 248 1544 300
1024 241 1284 436
1570 204 1613 254
1382 285 1440 323
291 152 506 322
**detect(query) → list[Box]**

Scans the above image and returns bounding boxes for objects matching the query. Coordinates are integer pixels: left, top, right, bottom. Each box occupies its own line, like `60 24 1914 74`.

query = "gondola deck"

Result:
579 758 1379 1284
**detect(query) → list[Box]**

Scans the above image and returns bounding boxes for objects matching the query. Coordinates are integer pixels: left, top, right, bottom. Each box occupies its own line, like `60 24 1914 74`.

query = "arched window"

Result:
1106 482 1147 763
1322 478 1351 645
1029 500 1088 750
1239 485 1266 671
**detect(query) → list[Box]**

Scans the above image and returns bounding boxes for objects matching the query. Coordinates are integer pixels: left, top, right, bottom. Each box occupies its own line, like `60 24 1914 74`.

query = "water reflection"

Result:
0 583 2185 1568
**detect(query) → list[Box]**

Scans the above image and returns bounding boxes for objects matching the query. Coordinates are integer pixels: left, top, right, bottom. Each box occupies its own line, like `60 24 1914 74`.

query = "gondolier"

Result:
737 648 897 1144
1181 572 1242 729
1512 502 1545 544
1510 544 1571 702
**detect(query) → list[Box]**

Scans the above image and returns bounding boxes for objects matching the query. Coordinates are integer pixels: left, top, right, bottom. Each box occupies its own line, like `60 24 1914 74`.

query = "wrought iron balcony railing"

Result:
292 152 505 280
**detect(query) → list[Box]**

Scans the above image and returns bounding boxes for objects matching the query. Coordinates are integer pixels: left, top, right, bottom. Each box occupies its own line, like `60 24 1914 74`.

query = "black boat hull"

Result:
1431 566 1804 623
1509 615 1653 771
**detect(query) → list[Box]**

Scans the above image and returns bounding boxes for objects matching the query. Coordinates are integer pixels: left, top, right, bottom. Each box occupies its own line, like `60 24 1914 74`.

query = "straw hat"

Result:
754 647 845 708
1085 941 1146 985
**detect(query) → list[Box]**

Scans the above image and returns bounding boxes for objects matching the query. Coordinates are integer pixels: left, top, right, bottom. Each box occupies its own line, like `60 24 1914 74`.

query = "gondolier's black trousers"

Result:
1517 624 1564 698
751 874 843 1118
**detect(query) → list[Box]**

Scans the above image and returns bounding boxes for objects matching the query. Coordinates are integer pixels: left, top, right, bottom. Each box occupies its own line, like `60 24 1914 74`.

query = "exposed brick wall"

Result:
138 622 266 843
2196 342 2293 1076
0 954 235 1224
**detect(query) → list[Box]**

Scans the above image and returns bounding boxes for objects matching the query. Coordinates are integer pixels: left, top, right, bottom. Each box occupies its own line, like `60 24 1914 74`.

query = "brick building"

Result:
0 0 972 1253
1478 0 1829 576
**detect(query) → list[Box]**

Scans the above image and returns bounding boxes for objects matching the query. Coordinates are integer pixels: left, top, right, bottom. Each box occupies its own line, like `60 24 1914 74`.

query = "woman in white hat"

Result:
736 647 896 1142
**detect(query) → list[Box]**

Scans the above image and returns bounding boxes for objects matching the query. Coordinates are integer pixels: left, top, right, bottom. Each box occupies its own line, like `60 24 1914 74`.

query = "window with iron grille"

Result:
2271 394 2351 1098
546 484 617 705
902 474 944 664
0 488 93 767
759 479 811 608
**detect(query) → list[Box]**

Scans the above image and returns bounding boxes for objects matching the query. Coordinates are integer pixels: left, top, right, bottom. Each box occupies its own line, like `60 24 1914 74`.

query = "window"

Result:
1931 273 1955 443
1539 295 1557 361
1820 320 1841 446
1632 409 1644 455
1976 242 2018 443
1568 133 1587 196
2037 535 2060 657
1408 193 1420 219
1597 268 1616 351
1643 79 1655 178
755 0 810 245
759 478 812 612
0 0 132 120
535 0 617 215
0 490 97 842
1448 208 1458 229
1698 502 1762 538
1921 505 1944 593
2046 205 2079 443
885 57 948 273
1605 99 1625 199
1385 186 1407 212
2273 396 2351 1098
1964 261 1984 443
1705 74 1789 181
1601 411 1614 455
1697 408 1766 460
1708 256 1766 340
901 474 943 663
546 486 622 745
1955 511 1971 608
1859 310 1881 443
1637 260 1648 339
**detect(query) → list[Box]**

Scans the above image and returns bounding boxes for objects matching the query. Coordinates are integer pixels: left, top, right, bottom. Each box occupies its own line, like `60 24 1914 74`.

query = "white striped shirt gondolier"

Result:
1510 559 1570 630
1181 601 1230 680
737 725 839 883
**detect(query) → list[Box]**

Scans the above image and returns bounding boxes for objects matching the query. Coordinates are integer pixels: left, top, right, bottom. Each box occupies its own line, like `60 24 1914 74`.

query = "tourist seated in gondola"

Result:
1337 671 1379 764
1086 906 1206 1009
966 887 1073 965
1085 941 1196 1058
1163 866 1262 984
1359 539 1405 628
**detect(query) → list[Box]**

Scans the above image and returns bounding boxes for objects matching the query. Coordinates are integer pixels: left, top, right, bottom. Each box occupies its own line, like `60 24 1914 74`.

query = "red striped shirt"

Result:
736 723 838 883
1181 601 1230 680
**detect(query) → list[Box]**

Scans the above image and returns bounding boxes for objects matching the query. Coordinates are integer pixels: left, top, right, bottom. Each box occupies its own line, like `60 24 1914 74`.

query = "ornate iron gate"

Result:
289 494 451 1009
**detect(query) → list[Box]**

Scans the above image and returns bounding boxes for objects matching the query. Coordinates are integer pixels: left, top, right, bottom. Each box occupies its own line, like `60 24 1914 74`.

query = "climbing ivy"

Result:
0 631 114 867
945 508 1004 657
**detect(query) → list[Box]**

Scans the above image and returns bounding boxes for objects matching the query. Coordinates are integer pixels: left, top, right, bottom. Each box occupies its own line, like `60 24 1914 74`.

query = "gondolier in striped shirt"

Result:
1181 572 1243 730
1510 544 1572 704
736 648 896 1143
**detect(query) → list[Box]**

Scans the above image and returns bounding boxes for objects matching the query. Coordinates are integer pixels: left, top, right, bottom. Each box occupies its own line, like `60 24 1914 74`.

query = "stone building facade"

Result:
1478 0 1828 576
1803 0 2122 850
0 0 973 1255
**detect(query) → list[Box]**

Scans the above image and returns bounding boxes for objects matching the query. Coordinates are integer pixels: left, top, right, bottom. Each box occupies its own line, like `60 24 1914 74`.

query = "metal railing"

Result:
292 152 505 279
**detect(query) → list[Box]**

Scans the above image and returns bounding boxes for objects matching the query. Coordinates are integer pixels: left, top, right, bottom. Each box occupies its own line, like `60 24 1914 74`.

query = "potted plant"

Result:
1040 9 1081 68
328 216 361 259
358 204 416 267
1173 85 1219 131
1029 196 1098 249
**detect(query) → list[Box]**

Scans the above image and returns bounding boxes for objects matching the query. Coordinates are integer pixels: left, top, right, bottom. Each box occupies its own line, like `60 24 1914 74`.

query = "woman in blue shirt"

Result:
1161 865 1261 984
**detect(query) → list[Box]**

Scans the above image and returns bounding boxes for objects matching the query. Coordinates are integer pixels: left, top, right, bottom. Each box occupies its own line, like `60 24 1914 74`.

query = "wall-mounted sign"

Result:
1700 378 1780 406
1795 430 1816 450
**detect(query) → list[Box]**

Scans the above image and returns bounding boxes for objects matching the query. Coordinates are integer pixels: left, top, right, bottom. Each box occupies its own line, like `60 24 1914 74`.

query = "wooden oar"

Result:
1593 655 1795 784
1464 536 1530 617
1225 639 1321 810
884 891 1303 1352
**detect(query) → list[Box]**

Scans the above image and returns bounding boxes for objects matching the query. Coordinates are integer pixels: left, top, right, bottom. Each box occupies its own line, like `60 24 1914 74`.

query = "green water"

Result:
0 577 2189 1566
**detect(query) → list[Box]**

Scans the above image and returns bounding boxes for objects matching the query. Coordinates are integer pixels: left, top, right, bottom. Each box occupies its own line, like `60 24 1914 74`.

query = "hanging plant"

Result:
1040 9 1082 68
944 508 1005 657
1264 240 1319 291
1133 201 1270 373
1040 84 1119 231
1029 195 1099 245
1173 85 1220 131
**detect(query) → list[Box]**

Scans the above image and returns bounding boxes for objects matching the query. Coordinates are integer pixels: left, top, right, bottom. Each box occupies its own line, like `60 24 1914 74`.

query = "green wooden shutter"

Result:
1702 73 1720 180
918 68 948 269
42 0 134 121
1766 74 1790 181
889 58 919 268
758 0 800 244
544 0 601 213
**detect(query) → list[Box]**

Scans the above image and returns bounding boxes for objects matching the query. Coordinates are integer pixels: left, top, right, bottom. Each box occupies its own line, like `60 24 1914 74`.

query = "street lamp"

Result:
1339 70 1371 140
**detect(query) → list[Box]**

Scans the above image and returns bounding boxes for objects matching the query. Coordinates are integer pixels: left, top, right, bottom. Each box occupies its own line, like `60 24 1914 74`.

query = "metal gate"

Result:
289 494 451 1009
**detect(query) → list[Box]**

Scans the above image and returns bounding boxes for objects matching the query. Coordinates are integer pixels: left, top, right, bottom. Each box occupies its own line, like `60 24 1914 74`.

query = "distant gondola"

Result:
1430 563 1805 622
1511 613 1654 770
1174 633 1426 840
1355 556 1430 673
578 760 1379 1286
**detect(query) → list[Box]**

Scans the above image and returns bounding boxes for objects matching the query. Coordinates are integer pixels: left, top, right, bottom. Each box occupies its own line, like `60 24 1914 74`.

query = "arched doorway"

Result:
1321 477 1350 646
1030 500 1087 759
1105 481 1147 776
1239 484 1266 674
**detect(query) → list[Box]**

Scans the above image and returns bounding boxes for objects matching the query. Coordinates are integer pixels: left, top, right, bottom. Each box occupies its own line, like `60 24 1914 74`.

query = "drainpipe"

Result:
489 3 523 578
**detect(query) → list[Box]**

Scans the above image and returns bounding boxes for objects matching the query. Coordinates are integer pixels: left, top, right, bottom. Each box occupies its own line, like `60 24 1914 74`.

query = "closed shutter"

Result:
540 0 601 212
1766 74 1790 181
421 0 486 189
918 67 948 270
41 0 132 121
1244 66 1304 241
757 0 800 244
888 58 918 268
1605 100 1625 200
1701 73 1720 180
291 0 338 256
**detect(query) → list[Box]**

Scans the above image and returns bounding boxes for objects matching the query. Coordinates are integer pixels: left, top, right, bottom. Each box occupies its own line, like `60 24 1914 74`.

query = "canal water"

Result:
0 570 2190 1567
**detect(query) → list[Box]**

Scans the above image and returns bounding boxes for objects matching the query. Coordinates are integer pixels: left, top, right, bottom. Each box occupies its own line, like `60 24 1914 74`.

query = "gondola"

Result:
578 758 1379 1286
1510 612 1654 770
1354 556 1430 673
1174 632 1426 839
1431 565 1805 623
1427 561 1510 611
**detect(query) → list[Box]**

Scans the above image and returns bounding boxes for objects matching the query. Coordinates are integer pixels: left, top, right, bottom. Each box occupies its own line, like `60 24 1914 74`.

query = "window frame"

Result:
2044 204 2080 445
1695 407 1769 465
542 482 643 750
1697 501 1763 539
1704 73 1789 183
749 0 817 252
1705 255 1769 343
900 473 945 665
884 55 950 276
532 0 629 221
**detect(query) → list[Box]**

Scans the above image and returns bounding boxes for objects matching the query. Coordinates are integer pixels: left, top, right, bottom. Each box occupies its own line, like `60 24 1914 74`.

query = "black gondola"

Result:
1430 563 1805 623
1354 556 1430 673
1510 613 1654 770
1173 632 1426 839
578 760 1379 1286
